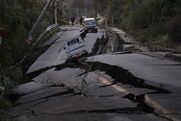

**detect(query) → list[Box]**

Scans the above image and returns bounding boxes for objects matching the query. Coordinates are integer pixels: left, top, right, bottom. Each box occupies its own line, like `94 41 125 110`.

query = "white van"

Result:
83 18 98 33
64 36 88 59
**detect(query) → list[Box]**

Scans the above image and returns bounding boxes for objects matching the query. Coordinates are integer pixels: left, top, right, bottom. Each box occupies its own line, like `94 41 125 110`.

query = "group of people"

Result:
70 16 83 26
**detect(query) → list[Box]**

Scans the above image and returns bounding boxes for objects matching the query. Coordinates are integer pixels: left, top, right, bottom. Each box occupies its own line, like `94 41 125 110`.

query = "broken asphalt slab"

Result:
15 86 71 104
87 53 181 88
10 68 144 121
32 68 84 89
27 42 67 73
10 25 177 121
10 94 137 120
10 58 172 121
87 53 181 120
10 82 48 96
10 88 168 121
29 94 137 115
27 25 84 74
40 25 84 47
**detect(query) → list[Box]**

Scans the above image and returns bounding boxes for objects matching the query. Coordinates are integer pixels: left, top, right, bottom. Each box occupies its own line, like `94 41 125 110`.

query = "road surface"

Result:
9 26 181 121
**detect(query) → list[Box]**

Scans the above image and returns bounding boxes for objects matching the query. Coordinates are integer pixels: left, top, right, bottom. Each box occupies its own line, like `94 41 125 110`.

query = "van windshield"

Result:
84 20 96 25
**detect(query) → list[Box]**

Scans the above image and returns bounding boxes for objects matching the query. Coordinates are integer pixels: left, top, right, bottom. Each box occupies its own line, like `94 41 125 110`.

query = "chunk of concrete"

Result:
11 82 48 96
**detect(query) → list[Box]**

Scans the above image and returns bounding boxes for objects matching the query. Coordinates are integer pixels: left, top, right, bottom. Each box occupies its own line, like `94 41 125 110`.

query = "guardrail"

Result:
33 24 59 46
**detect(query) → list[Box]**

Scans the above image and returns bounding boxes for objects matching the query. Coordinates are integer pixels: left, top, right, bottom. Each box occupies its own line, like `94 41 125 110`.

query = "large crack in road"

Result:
11 59 174 121
8 26 181 121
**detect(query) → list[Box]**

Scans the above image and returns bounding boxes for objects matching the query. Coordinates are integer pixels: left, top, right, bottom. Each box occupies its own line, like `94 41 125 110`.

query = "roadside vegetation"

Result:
0 0 47 67
95 0 181 51
0 0 47 119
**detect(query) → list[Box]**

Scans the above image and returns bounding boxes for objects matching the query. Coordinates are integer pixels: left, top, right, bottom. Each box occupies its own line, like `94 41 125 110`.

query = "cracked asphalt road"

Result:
9 70 167 121
9 25 181 121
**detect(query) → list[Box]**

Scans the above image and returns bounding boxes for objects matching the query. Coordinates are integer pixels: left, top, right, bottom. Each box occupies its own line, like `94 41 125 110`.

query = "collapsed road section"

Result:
9 64 170 121
86 53 181 121
8 25 181 121
9 56 181 121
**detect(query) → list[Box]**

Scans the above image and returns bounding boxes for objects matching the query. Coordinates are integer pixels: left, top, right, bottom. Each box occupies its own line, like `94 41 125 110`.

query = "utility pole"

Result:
54 0 58 25
28 0 53 43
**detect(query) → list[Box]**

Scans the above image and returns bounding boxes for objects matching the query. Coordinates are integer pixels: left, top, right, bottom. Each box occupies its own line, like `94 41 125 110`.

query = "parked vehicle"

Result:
64 36 88 59
83 18 98 33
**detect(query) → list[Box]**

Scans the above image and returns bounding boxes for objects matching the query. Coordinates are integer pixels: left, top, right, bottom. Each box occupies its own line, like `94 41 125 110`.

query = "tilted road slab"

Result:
27 25 83 73
87 53 181 88
87 53 181 120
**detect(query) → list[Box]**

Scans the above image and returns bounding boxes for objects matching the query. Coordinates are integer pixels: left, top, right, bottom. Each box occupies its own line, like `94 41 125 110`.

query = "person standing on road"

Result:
70 17 75 26
79 16 83 25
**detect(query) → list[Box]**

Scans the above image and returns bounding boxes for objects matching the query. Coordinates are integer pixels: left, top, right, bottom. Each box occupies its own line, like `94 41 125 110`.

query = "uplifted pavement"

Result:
87 53 181 88
9 69 168 121
87 53 181 120
27 25 83 73
27 25 104 74
9 25 181 121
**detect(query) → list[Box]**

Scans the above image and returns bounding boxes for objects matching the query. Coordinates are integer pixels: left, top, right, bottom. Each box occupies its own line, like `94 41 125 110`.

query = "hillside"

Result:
95 0 181 51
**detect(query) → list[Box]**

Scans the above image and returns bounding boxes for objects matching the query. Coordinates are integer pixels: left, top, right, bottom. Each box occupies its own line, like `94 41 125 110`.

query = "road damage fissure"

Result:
81 61 179 121
12 55 180 121
85 62 171 93
52 59 178 120
15 26 180 120
25 57 173 116
55 60 173 118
